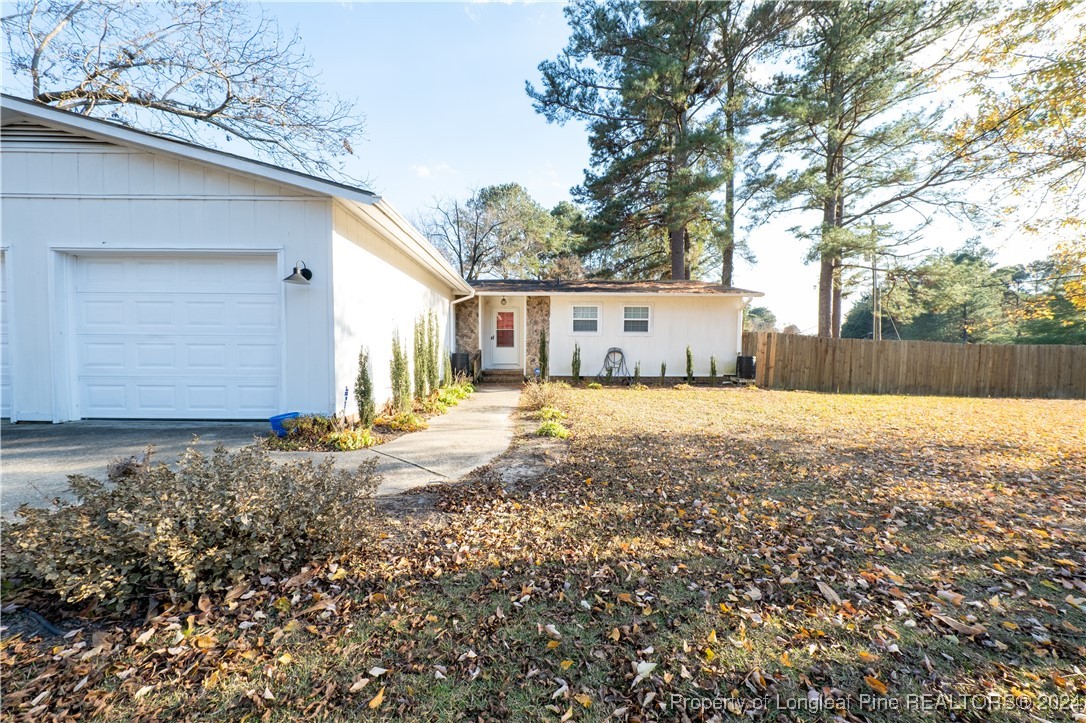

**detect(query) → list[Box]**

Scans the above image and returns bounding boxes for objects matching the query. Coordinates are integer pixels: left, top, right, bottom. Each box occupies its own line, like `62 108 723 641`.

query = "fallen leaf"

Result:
368 687 385 709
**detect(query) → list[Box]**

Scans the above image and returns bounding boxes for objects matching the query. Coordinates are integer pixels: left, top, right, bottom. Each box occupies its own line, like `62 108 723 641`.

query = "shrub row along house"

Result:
0 95 761 422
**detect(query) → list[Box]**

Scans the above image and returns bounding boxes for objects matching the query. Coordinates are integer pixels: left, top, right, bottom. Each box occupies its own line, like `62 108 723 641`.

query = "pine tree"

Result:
538 330 549 382
530 1 796 280
763 0 980 337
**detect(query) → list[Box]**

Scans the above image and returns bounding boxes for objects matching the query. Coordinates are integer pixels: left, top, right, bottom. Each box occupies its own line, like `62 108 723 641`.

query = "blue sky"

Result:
275 1 841 329
2 1 1048 332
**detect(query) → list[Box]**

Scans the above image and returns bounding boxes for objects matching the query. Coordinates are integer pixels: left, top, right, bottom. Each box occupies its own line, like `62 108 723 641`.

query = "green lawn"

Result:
3 387 1085 721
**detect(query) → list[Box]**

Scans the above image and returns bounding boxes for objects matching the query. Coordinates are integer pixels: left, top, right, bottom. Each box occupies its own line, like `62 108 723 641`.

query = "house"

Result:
454 279 762 380
0 95 762 423
0 94 470 422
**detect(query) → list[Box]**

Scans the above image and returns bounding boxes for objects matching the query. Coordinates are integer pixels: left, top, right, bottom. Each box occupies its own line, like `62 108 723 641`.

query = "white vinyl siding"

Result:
623 305 651 334
572 305 599 333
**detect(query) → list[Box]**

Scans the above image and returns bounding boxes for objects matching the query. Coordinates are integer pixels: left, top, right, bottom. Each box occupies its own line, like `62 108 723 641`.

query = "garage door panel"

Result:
74 254 280 419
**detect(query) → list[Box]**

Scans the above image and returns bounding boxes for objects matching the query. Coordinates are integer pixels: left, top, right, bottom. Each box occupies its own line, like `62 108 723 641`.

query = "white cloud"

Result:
411 162 454 179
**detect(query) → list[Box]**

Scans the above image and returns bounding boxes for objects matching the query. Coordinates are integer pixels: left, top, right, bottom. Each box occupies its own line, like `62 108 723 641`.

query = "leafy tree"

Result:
762 0 985 338
954 1 1086 226
744 305 777 332
421 184 574 280
1 0 365 180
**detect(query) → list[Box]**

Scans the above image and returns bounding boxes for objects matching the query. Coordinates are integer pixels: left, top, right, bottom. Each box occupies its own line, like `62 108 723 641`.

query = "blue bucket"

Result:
269 412 302 437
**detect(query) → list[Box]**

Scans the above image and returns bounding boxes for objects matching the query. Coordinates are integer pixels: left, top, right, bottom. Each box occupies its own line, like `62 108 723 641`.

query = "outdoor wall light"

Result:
500 297 507 305
283 261 313 285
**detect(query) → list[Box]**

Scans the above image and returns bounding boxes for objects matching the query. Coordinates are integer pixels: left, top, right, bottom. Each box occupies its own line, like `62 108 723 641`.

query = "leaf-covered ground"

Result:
3 387 1085 721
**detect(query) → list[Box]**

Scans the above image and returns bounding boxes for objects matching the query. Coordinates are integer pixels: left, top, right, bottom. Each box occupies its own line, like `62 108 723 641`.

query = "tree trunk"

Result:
831 259 842 338
721 79 736 287
818 254 834 337
669 224 686 280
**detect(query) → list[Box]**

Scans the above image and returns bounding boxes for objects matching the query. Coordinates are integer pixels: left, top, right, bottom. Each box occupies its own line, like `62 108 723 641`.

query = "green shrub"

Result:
709 355 718 385
538 329 549 381
420 395 449 415
605 367 613 383
586 381 603 390
686 345 694 383
377 411 429 432
536 420 570 439
633 361 640 383
391 332 411 414
323 428 376 451
281 414 337 445
1 446 380 607
536 405 566 421
522 380 569 410
442 352 454 388
355 346 376 428
660 361 667 382
426 311 440 393
572 343 581 383
413 316 428 399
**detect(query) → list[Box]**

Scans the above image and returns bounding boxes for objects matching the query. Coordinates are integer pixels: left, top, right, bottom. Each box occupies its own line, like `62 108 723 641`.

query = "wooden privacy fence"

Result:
741 332 1086 399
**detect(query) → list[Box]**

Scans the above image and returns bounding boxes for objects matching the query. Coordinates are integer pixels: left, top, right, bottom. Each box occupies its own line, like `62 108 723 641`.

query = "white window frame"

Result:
570 304 601 335
622 304 652 335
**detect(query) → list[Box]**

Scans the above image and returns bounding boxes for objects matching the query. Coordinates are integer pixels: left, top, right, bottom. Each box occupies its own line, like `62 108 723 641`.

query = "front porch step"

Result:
480 369 525 385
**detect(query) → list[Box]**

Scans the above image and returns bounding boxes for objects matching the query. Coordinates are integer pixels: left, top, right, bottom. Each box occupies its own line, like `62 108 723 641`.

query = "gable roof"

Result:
0 94 472 295
470 279 763 297
0 93 379 205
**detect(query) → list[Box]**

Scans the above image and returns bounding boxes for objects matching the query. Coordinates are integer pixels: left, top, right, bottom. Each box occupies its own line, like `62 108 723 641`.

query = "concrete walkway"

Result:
0 387 520 515
268 386 521 496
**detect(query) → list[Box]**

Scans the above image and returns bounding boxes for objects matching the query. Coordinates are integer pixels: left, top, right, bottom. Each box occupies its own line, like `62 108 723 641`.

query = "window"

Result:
623 305 650 333
572 305 599 333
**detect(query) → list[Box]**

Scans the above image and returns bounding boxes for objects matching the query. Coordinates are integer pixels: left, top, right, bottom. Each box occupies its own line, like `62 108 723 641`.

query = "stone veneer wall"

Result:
455 297 480 354
525 296 551 375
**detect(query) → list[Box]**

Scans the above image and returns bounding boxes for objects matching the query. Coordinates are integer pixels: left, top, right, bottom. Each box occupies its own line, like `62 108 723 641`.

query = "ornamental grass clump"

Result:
2 446 380 608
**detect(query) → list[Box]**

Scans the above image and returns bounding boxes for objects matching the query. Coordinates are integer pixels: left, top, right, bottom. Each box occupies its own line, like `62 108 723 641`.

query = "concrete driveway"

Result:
1 420 267 514
1 387 520 516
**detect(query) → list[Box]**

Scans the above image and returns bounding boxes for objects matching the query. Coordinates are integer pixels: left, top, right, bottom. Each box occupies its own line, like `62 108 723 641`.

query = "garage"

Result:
73 254 281 419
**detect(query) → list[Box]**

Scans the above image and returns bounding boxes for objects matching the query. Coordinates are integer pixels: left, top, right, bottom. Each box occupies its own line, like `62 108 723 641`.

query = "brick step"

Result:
480 369 525 384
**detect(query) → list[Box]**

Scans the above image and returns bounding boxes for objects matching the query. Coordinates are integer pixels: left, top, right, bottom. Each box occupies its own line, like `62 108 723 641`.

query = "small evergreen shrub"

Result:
536 420 570 439
538 329 549 381
605 367 613 383
686 345 694 383
413 317 428 399
442 352 454 388
2 447 380 607
426 311 440 393
391 332 411 414
355 346 376 428
660 362 667 383
571 343 581 383
710 355 718 385
633 361 640 383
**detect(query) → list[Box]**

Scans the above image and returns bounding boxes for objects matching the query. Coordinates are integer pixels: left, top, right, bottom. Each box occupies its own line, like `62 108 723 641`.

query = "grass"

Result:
3 387 1084 721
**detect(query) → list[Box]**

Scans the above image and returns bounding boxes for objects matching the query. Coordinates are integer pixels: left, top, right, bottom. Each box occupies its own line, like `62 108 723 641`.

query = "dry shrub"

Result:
2 446 380 608
521 380 570 411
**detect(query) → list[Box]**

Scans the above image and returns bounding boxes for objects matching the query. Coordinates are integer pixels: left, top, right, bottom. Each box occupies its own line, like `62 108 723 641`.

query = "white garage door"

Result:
1 252 10 418
74 254 281 419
